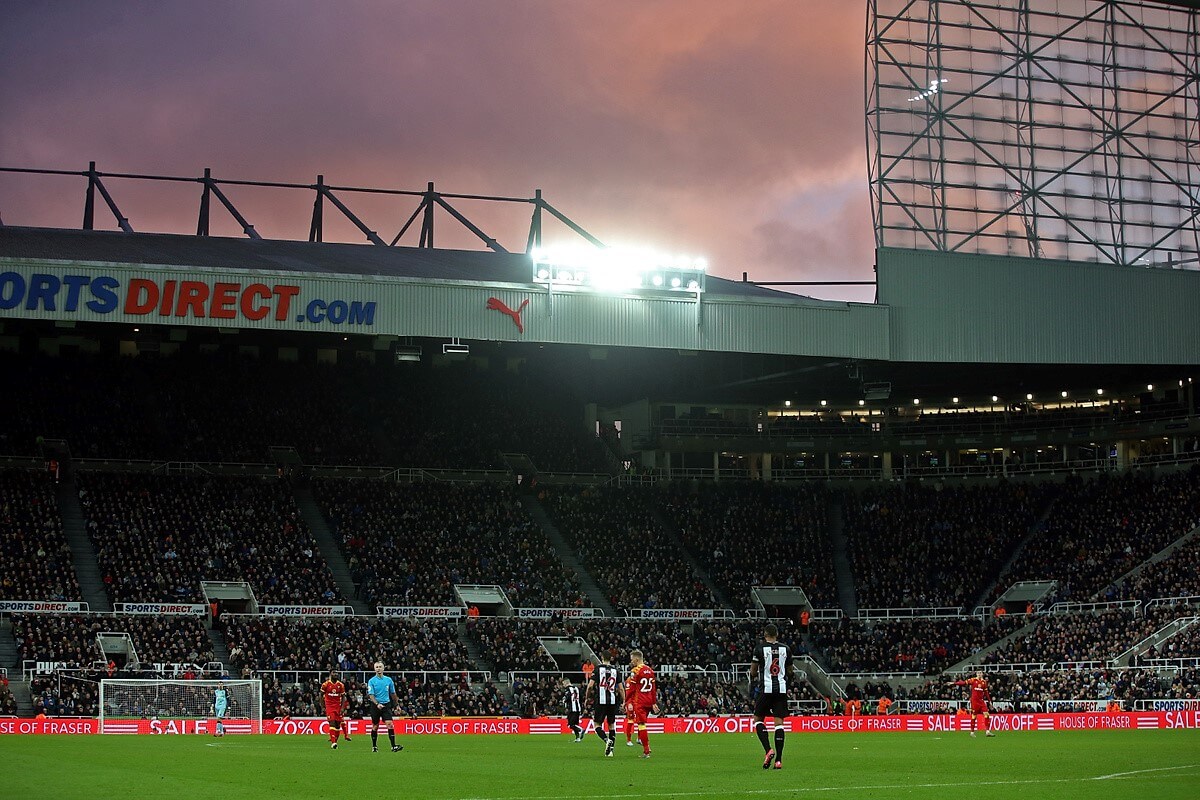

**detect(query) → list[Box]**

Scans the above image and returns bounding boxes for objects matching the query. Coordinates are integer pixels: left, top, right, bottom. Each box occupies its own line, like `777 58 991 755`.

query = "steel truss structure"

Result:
0 163 603 253
867 0 1200 266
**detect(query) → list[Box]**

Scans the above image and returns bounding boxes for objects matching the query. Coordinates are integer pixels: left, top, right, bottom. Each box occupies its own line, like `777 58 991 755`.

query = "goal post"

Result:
99 678 263 734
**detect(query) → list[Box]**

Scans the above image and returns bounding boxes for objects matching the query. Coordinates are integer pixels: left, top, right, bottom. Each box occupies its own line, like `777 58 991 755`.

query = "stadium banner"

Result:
0 600 87 614
113 602 207 616
1152 699 1200 711
0 267 378 329
378 606 464 619
258 605 352 617
10 712 1200 735
515 608 600 619
627 609 715 620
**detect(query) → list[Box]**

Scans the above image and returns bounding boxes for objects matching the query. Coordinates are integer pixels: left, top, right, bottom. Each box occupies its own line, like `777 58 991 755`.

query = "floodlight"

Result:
394 345 422 363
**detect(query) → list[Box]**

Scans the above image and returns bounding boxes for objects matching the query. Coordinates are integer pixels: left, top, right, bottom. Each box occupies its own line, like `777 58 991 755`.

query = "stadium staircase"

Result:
54 478 111 613
206 627 232 676
289 483 372 616
646 506 732 610
523 497 615 616
1 621 34 715
968 493 1060 613
456 624 513 702
1113 615 1199 668
826 495 858 617
1091 523 1200 603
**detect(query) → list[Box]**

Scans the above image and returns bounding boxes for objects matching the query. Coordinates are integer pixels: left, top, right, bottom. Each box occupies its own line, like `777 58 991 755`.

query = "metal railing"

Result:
1048 600 1141 616
855 607 966 620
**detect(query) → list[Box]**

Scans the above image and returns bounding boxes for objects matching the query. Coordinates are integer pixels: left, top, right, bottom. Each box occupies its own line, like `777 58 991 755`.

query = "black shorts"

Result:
370 702 394 724
566 711 581 728
592 703 618 728
754 692 789 720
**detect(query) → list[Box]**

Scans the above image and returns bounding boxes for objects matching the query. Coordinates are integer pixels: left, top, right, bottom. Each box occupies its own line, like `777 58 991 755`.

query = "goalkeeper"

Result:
212 682 228 737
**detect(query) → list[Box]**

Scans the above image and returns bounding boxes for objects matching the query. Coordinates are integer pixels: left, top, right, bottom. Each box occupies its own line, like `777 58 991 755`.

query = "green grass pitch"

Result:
6 730 1200 799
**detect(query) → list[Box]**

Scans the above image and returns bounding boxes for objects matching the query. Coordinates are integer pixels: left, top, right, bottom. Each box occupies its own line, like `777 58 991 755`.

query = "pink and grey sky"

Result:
0 0 876 300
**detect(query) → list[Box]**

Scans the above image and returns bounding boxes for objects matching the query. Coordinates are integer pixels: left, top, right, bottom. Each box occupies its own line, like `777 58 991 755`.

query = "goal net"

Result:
99 679 263 734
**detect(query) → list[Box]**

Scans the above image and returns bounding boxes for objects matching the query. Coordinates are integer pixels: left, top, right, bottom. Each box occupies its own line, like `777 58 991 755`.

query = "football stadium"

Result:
2 1 1200 798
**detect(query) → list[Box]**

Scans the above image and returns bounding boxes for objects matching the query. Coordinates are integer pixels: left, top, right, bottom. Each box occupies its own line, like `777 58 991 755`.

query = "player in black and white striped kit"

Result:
562 678 584 742
749 623 794 771
586 650 625 757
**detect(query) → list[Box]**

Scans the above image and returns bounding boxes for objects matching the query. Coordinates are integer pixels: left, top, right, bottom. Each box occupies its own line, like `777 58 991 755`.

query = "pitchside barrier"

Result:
4 711 1200 735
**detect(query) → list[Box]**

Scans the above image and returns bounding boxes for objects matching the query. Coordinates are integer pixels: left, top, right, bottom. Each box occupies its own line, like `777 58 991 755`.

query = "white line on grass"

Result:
1093 763 1200 780
455 765 1200 800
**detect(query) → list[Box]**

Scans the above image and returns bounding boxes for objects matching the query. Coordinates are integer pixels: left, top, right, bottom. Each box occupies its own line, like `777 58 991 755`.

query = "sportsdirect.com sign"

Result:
5 712 1200 735
0 270 376 327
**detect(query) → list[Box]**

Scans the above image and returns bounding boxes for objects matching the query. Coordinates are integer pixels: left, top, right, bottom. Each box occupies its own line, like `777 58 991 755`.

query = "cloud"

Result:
0 0 875 298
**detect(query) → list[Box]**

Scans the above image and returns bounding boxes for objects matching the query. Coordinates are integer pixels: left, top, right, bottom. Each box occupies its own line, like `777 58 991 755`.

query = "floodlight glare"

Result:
531 243 706 294
1061 390 1069 398
1146 384 1154 391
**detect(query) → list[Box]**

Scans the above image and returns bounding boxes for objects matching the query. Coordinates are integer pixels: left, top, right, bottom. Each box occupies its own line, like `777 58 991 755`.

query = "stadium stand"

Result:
542 487 717 612
78 472 343 605
0 469 81 602
659 483 836 609
980 608 1183 666
905 667 1200 710
811 617 1022 675
223 616 472 674
843 481 1054 610
1107 535 1200 604
315 480 586 608
11 613 215 668
1000 468 1200 604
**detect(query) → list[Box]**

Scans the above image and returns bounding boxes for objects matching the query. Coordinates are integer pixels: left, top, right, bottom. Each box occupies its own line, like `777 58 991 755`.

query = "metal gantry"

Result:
867 0 1200 267
0 163 604 254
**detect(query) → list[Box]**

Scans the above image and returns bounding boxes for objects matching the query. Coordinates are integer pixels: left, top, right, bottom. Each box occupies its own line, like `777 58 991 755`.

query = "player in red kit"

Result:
628 649 660 758
623 672 637 746
321 668 351 749
954 671 994 738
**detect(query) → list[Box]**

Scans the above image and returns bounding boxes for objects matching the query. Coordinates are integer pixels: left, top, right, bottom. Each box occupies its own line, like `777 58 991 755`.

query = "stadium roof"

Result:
0 226 811 303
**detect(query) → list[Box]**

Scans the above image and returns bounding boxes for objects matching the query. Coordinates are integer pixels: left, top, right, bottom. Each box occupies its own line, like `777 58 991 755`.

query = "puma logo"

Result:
486 297 529 333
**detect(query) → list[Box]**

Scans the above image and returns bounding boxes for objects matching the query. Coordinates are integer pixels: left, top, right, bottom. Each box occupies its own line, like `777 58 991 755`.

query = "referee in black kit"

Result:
586 648 624 757
748 623 794 770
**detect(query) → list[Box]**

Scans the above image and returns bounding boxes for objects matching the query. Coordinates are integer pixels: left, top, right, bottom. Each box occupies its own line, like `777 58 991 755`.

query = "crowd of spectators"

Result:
903 667 1200 709
316 480 585 608
12 613 214 668
543 487 716 612
223 616 472 674
465 617 557 674
981 608 1183 666
1107 536 1200 605
0 676 18 715
261 672 505 718
811 617 1022 675
659 483 836 609
1002 468 1200 604
1142 619 1200 663
844 481 1054 610
0 469 80 602
79 472 342 606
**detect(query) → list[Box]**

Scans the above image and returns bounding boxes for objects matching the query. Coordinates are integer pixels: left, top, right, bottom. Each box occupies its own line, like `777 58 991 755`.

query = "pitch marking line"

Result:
457 764 1200 800
1093 763 1200 780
